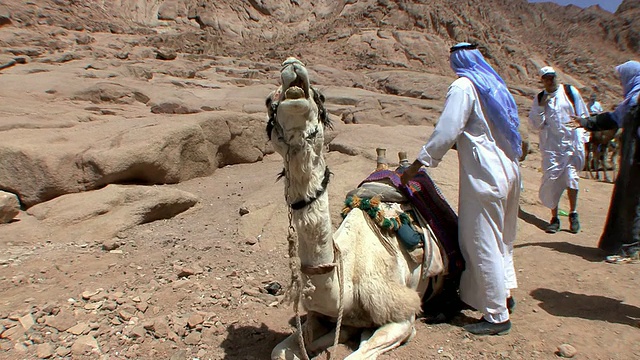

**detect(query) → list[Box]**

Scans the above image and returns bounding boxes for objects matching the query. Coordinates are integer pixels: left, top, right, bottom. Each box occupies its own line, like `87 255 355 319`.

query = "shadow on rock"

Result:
515 241 605 262
531 288 640 328
220 323 289 360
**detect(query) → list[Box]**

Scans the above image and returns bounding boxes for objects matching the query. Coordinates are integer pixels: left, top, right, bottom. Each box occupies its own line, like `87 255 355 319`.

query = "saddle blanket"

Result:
359 168 464 276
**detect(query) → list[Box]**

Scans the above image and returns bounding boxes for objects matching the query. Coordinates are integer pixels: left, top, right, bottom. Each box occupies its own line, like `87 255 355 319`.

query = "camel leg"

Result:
271 331 303 360
343 318 416 360
307 326 359 355
358 329 374 348
272 313 328 360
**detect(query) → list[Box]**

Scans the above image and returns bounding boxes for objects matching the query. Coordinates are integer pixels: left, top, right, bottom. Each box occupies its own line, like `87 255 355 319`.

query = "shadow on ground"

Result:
515 241 605 262
518 207 548 231
531 288 640 328
220 323 289 360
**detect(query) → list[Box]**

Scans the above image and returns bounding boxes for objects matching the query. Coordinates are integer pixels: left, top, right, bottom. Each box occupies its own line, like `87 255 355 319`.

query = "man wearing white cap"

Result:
529 66 589 234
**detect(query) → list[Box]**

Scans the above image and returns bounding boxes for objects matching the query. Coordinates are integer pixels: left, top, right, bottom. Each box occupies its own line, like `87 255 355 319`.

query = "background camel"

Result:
584 129 622 182
266 57 454 359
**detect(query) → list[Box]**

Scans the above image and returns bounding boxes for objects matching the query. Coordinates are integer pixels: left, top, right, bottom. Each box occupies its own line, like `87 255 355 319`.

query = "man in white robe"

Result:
402 43 520 336
528 66 589 234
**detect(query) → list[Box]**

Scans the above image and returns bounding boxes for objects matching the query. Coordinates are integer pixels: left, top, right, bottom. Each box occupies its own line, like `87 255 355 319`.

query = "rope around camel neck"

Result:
284 149 311 360
283 148 344 360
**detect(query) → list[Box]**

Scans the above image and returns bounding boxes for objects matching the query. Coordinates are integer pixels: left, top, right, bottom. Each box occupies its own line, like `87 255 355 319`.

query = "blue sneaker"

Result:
569 213 580 234
546 217 560 233
463 319 511 336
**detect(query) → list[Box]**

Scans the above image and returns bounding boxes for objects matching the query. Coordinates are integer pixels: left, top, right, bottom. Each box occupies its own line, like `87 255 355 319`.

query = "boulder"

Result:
0 190 20 223
0 112 271 207
27 184 199 242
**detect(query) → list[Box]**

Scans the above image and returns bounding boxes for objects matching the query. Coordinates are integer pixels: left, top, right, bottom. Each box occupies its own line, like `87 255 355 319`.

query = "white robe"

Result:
528 86 589 209
417 77 520 324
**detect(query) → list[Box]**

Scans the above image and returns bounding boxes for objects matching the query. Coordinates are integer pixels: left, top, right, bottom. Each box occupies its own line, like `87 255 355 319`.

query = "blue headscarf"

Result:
612 60 640 125
449 43 522 160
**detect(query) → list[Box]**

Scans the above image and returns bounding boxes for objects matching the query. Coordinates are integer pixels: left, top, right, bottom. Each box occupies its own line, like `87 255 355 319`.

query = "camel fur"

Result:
266 57 448 360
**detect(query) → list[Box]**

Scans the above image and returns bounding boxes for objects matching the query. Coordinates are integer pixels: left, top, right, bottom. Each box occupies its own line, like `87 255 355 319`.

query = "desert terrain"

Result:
1 0 639 359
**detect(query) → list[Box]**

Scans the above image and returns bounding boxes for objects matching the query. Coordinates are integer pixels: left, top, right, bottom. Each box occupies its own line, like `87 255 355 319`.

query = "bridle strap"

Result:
290 166 331 210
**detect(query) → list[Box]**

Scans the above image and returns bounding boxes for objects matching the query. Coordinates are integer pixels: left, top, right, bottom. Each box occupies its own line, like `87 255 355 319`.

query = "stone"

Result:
56 346 71 357
18 313 34 330
0 191 20 223
156 48 177 61
102 239 121 251
71 335 100 355
44 311 76 332
81 289 102 300
183 331 201 345
35 343 54 359
0 324 25 340
187 314 204 328
557 344 578 358
67 322 89 335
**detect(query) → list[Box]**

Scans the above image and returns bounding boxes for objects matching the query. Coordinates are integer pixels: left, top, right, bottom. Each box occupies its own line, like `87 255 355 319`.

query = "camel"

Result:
584 128 622 182
265 57 456 359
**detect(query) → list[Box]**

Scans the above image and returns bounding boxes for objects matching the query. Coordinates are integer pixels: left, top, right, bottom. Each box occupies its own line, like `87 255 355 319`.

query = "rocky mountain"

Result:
0 0 637 210
1 2 639 359
2 1 638 95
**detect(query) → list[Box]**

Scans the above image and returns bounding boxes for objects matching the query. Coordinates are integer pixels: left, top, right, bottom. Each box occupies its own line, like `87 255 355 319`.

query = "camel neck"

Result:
285 152 335 266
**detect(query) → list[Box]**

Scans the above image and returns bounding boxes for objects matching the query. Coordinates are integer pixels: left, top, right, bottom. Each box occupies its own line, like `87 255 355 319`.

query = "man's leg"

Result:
546 206 560 233
567 188 580 233
567 188 578 213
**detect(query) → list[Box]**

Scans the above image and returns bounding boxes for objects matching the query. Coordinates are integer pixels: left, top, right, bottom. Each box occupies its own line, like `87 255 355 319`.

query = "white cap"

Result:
539 66 556 77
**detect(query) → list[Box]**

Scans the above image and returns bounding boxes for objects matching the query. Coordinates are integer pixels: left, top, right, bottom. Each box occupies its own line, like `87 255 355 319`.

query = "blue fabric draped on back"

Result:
449 44 522 160
613 61 640 125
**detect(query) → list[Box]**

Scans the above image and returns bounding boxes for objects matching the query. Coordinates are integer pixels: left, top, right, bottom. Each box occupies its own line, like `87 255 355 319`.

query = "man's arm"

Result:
402 81 472 185
528 96 546 129
579 112 619 131
416 81 473 167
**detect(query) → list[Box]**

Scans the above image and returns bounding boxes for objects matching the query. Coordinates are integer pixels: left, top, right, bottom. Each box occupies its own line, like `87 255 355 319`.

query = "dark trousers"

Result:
598 105 640 253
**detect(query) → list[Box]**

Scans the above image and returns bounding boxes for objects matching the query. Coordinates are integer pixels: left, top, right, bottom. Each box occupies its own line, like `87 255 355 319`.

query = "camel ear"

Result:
265 95 276 140
265 94 272 109
312 87 332 130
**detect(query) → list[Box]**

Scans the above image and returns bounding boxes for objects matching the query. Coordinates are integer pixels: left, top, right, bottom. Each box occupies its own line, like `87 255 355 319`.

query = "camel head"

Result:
266 57 331 154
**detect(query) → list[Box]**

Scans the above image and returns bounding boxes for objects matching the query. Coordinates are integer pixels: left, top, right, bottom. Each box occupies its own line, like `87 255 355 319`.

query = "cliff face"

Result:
1 0 637 100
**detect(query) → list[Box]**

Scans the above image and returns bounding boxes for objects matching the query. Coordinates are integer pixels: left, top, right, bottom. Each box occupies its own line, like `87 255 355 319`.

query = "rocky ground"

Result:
1 0 640 359
3 132 640 360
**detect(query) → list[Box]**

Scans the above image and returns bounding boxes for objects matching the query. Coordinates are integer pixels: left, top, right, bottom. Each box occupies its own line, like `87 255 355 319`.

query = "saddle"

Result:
347 168 464 274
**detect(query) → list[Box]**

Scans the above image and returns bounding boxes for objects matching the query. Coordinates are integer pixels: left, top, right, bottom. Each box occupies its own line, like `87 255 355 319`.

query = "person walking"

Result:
528 66 589 234
401 43 520 336
569 60 640 263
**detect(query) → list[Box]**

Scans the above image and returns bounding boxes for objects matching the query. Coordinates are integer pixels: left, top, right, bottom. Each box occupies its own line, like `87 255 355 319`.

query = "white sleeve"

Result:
595 102 603 113
571 87 590 117
528 96 545 129
417 81 472 167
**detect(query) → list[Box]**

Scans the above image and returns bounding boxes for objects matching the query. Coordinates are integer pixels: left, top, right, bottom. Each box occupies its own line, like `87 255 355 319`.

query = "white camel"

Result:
266 57 453 360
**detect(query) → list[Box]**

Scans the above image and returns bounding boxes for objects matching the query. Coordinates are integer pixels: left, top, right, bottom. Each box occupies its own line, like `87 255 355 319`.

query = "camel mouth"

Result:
284 84 306 100
280 57 311 100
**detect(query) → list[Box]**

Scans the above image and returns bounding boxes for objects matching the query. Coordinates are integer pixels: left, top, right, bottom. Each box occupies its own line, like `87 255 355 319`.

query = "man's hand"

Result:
401 160 423 185
566 115 583 129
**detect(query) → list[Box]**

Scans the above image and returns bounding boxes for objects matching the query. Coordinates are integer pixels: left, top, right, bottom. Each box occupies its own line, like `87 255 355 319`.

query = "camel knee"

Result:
272 334 303 360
